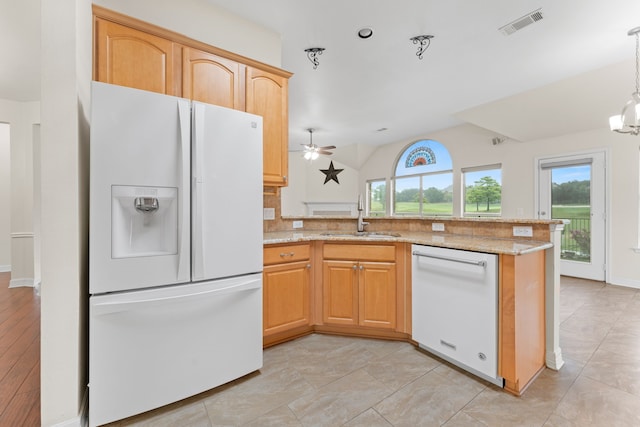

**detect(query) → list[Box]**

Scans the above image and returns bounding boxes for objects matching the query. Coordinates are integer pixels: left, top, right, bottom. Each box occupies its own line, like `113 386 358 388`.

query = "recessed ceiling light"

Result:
376 127 388 132
358 27 373 39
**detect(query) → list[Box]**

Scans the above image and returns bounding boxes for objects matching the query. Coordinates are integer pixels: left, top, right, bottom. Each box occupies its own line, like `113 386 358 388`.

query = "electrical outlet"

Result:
292 220 304 229
263 208 275 220
513 226 533 237
432 223 445 232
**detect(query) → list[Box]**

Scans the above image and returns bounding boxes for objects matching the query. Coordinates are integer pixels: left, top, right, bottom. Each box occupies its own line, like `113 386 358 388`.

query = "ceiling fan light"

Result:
311 151 319 160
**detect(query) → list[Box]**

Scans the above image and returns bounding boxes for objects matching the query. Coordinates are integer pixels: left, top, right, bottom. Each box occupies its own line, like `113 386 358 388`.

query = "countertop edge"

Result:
263 231 553 256
280 216 563 225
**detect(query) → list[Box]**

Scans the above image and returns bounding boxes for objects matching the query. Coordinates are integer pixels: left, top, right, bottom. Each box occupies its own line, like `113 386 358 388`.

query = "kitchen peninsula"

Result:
263 214 565 396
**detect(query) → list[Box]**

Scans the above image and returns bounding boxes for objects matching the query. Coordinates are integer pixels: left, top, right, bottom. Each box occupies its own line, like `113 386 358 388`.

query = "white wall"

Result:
0 122 9 271
0 100 39 281
282 155 360 216
40 0 91 424
40 1 282 425
93 0 282 68
359 123 640 287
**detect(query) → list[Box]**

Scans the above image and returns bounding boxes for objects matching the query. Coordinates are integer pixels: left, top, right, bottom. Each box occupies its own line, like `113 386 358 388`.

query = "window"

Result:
462 164 502 217
367 179 387 217
392 140 453 216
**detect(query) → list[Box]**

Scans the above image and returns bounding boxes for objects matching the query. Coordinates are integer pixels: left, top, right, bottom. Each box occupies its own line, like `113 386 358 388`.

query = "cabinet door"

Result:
263 260 311 336
95 18 178 95
359 262 396 329
245 67 289 187
182 47 245 110
322 260 358 326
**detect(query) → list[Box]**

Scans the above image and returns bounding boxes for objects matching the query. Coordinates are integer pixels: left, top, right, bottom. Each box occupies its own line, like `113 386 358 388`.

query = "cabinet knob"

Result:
359 265 364 270
352 265 358 270
306 264 311 269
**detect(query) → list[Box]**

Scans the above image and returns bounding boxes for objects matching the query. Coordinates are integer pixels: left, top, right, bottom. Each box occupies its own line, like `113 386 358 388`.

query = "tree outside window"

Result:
463 166 502 216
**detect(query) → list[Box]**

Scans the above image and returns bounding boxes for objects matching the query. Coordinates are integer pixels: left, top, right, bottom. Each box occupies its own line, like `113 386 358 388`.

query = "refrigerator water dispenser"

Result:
111 186 178 258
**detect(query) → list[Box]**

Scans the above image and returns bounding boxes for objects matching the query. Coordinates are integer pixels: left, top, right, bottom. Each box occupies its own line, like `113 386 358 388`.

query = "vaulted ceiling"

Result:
205 0 640 146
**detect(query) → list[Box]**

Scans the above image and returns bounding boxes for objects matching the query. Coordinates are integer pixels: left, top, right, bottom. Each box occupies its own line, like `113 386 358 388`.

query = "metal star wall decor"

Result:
319 161 344 184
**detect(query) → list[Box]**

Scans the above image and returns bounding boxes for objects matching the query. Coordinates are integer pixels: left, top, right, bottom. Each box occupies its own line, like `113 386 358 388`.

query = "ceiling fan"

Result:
301 128 335 160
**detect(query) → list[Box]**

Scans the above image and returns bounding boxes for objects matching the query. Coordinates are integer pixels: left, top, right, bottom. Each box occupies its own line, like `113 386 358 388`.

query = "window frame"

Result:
366 178 388 217
462 163 502 217
391 140 454 217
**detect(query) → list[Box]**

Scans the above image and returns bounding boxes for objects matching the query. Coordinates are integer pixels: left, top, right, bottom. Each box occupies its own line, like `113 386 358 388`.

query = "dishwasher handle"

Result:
412 250 487 268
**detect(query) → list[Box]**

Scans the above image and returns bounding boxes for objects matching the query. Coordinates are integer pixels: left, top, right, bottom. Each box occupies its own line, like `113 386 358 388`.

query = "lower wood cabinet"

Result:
262 239 547 396
263 243 312 345
322 243 398 331
499 250 546 396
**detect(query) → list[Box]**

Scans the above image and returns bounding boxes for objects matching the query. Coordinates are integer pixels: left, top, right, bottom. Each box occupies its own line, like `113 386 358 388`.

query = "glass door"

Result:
538 152 606 281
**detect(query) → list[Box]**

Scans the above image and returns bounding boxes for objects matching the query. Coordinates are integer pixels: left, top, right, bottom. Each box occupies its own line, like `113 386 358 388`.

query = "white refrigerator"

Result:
88 82 263 427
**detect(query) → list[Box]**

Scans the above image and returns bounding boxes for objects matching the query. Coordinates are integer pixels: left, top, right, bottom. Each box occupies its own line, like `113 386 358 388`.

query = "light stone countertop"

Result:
264 230 553 256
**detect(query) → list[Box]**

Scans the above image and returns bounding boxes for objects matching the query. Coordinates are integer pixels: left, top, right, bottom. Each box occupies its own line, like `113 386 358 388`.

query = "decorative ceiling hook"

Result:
409 35 434 60
304 47 325 69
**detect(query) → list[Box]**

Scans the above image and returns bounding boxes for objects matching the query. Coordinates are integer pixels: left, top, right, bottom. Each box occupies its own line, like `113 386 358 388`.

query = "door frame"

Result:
534 148 610 282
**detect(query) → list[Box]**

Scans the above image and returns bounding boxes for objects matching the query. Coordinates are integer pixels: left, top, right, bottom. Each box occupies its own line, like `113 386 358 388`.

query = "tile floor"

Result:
107 277 640 426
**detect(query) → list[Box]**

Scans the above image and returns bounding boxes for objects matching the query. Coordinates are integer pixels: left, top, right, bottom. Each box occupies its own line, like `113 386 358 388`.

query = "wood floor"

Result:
0 272 40 426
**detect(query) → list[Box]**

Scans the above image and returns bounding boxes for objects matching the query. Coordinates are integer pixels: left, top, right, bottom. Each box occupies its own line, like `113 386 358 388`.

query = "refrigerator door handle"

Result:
92 279 261 316
177 99 191 281
192 103 205 280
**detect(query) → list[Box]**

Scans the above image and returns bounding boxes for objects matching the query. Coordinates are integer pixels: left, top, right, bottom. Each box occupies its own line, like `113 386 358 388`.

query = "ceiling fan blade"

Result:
319 145 336 150
317 150 333 155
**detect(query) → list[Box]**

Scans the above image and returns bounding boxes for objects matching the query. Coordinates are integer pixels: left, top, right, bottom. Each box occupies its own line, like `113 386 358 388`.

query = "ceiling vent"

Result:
499 8 543 36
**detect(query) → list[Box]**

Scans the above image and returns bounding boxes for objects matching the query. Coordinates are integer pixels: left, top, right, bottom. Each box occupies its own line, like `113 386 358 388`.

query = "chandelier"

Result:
610 27 640 135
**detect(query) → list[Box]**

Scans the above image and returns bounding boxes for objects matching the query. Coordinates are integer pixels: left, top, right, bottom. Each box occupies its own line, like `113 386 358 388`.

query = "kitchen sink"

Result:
320 231 401 238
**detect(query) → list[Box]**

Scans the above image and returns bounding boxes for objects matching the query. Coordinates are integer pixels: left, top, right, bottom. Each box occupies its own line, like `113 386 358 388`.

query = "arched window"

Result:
392 139 453 216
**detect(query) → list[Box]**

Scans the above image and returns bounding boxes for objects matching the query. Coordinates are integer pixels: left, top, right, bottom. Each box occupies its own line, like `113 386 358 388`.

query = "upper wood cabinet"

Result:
182 47 245 110
245 67 289 187
93 6 292 188
94 18 179 96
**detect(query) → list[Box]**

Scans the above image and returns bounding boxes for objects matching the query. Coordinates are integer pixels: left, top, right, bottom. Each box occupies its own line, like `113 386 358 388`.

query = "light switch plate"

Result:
513 226 533 237
292 220 304 229
432 223 445 232
263 208 275 220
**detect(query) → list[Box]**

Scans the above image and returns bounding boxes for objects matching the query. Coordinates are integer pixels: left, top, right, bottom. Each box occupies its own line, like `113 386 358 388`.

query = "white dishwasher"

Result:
411 244 503 387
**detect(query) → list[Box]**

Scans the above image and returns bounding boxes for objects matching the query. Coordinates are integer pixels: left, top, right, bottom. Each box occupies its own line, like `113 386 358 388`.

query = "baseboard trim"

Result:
51 416 83 427
50 390 88 427
608 275 640 289
546 347 565 371
9 278 34 288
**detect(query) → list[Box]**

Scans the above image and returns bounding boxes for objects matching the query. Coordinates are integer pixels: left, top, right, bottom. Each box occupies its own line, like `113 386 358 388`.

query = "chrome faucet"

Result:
357 194 369 232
